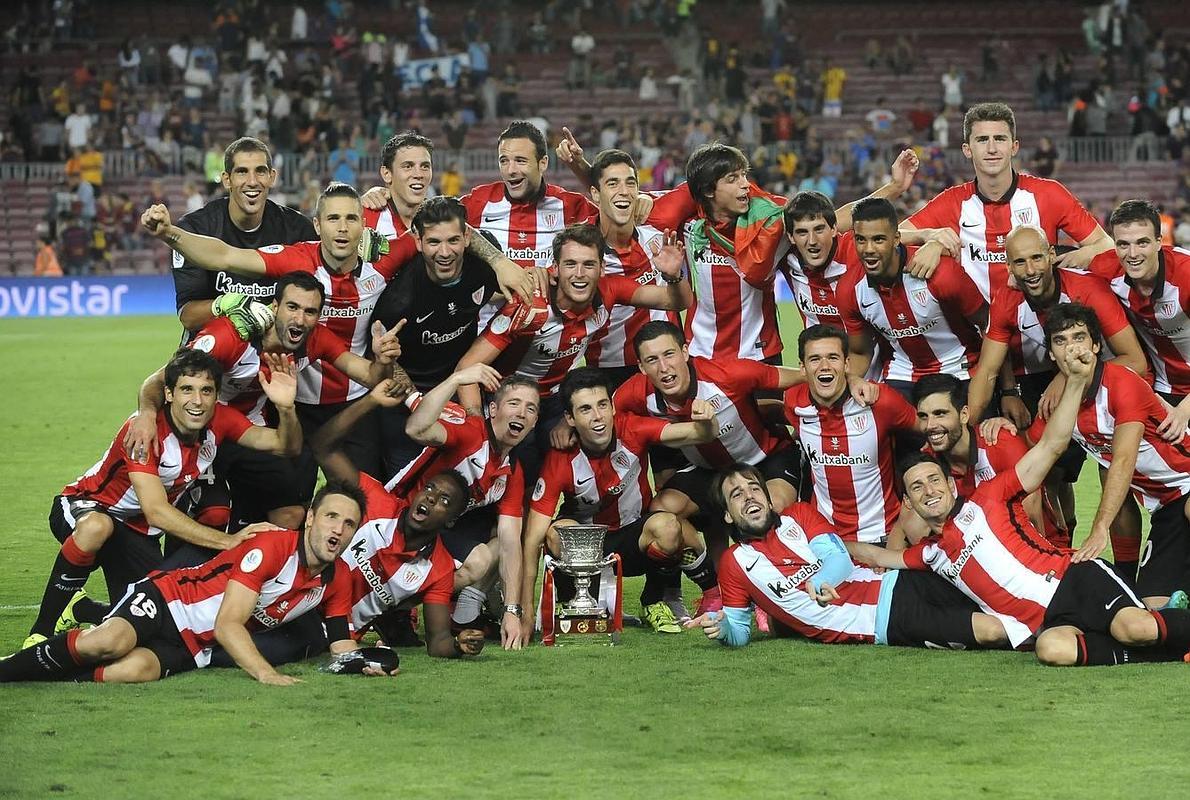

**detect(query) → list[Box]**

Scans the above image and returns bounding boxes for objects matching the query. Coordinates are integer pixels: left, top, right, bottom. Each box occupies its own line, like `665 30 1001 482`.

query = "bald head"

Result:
1005 225 1055 298
1004 226 1050 260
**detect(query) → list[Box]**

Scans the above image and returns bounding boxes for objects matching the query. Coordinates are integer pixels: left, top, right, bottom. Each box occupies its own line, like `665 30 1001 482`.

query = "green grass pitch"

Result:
0 311 1186 800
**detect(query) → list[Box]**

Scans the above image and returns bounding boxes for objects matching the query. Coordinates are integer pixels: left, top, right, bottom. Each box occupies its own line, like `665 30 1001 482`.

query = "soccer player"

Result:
1032 303 1190 608
521 368 720 635
126 271 403 531
836 198 985 400
1 482 377 685
370 196 507 478
22 349 301 650
901 102 1113 300
783 325 919 544
364 131 434 238
851 326 1190 666
684 463 1008 650
171 136 315 339
1091 199 1190 438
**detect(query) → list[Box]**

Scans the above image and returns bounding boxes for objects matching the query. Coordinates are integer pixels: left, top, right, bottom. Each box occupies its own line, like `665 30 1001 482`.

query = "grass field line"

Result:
0 605 38 611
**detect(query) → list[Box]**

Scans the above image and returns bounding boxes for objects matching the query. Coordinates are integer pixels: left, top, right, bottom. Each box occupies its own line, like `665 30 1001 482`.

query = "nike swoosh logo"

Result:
483 215 501 222
860 300 878 309
961 221 979 228
745 556 762 572
59 574 86 583
1020 322 1040 330
576 477 592 486
415 312 434 323
468 457 483 469
159 462 178 470
1105 594 1124 610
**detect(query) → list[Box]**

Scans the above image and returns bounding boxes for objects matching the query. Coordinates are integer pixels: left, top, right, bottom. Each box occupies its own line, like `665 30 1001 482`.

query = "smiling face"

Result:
272 285 323 351
720 472 777 541
852 218 901 279
314 196 364 268
1005 228 1055 301
222 150 276 224
1112 220 1161 283
406 475 467 533
165 371 219 436
498 137 547 201
304 493 361 566
902 461 957 525
552 241 603 308
636 332 691 400
962 120 1019 181
381 145 433 212
488 385 540 449
590 162 639 229
789 214 837 271
917 392 968 454
415 218 470 284
707 167 751 221
565 386 616 452
801 335 848 405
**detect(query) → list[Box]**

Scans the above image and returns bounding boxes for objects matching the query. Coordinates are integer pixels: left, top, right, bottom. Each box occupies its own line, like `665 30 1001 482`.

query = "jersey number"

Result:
128 592 158 619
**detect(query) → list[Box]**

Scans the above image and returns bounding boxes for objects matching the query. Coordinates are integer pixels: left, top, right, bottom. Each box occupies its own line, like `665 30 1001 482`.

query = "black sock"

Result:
1153 609 1190 651
30 551 94 637
1113 560 1138 581
638 569 670 606
1075 631 1174 666
72 596 110 625
681 549 718 591
0 630 88 682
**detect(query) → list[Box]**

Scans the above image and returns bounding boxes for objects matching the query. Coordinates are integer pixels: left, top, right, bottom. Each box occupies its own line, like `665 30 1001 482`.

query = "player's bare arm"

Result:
331 319 406 388
900 226 960 279
967 338 1010 423
464 227 540 303
234 353 302 457
659 399 717 446
444 349 504 421
129 472 258 551
124 366 168 464
1077 421 1142 563
495 513 527 651
141 204 268 275
835 149 920 231
847 541 909 570
845 331 876 380
311 377 412 483
1053 225 1115 270
423 602 485 659
555 126 592 186
1013 346 1093 498
628 229 692 311
214 579 300 685
519 510 553 637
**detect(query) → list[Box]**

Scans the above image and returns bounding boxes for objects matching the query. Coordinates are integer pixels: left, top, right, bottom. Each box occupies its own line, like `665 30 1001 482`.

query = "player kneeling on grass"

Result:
0 481 396 685
19 348 301 653
686 464 1009 650
848 341 1190 666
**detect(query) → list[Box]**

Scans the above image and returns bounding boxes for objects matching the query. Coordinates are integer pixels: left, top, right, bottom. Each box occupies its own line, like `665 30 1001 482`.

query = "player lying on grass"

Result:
0 481 398 685
19 349 300 652
848 337 1190 665
685 463 1009 650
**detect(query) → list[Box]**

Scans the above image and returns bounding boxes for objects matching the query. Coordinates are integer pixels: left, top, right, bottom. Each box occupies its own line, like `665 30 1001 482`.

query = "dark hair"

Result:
223 136 273 174
897 452 949 484
912 373 967 409
962 102 1017 143
311 478 368 521
710 463 770 515
851 197 899 230
797 324 849 361
552 223 606 264
498 120 548 160
1108 199 1161 238
422 469 469 511
165 347 224 390
559 367 613 414
314 182 361 217
492 374 540 404
380 131 434 171
1043 302 1102 352
685 142 748 214
588 148 637 189
784 191 837 230
274 271 326 306
411 195 467 236
632 320 686 357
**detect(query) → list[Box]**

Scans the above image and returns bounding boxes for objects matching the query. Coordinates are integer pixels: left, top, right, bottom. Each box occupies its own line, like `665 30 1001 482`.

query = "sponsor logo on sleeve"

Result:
240 548 264 572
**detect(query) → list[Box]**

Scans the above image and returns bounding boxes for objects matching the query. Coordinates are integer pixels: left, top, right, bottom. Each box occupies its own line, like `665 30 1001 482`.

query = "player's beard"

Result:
731 510 778 543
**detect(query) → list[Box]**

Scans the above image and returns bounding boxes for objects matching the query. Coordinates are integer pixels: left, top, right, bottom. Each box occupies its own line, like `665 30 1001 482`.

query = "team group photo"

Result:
3 0 1190 796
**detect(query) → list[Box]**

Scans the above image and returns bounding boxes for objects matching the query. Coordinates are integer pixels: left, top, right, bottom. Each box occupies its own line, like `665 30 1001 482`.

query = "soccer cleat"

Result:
641 602 682 634
55 590 88 635
755 608 771 634
695 586 724 617
662 587 691 623
1163 590 1189 611
21 633 47 651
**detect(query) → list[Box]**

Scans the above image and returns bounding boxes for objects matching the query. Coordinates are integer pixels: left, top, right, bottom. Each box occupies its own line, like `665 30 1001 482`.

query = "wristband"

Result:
1001 386 1020 398
661 271 684 285
504 604 524 617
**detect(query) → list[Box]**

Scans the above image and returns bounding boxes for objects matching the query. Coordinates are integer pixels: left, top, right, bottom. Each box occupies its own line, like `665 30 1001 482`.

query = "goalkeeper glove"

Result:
358 228 391 262
210 292 250 318
226 300 276 341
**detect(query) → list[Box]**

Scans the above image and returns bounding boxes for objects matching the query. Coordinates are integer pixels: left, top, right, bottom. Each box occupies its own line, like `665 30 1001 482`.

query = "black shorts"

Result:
441 504 499 564
108 580 197 678
598 365 641 392
1157 391 1186 407
50 495 164 602
1017 371 1086 482
377 404 426 483
1042 559 1145 634
214 439 314 526
885 569 983 649
297 398 382 479
602 513 654 578
1137 494 1190 599
660 446 802 509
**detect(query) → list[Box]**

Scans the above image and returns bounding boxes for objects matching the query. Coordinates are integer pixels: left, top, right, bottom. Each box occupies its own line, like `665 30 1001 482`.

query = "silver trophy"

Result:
554 524 609 614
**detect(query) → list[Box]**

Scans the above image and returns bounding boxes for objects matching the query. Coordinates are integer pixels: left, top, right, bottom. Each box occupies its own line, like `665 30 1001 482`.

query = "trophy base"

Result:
550 609 620 646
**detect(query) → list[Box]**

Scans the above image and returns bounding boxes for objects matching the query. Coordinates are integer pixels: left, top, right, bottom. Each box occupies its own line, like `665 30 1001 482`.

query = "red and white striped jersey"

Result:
257 238 416 404
480 275 639 396
187 316 348 425
386 415 525 518
837 248 985 382
64 405 252 535
530 412 669 530
783 232 856 332
985 268 1131 377
909 172 1100 301
462 182 596 267
585 224 680 368
1033 360 1190 511
719 503 882 643
1091 246 1190 397
153 528 352 667
341 474 455 633
783 384 917 543
363 203 411 239
924 426 1028 497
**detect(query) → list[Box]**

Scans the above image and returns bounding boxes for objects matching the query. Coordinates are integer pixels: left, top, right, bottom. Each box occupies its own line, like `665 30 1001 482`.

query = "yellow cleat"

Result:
641 602 682 634
55 590 88 635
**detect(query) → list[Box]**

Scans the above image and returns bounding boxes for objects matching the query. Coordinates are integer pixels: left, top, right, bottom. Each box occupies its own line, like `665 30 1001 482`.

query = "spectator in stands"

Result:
34 234 63 277
568 26 595 90
864 38 882 70
820 59 846 117
639 66 658 102
64 103 91 151
167 36 191 82
117 39 140 87
1029 136 1061 179
416 1 440 54
77 143 103 188
469 32 491 85
865 98 896 135
496 63 521 117
440 161 465 197
889 35 914 75
58 215 91 275
1130 97 1164 161
115 193 139 251
183 181 205 215
932 107 950 148
527 13 550 54
941 64 963 110
36 116 65 162
328 139 360 186
907 97 933 136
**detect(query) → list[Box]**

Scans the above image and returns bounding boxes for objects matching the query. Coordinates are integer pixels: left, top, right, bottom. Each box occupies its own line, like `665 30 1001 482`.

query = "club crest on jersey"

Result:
532 478 546 502
1156 301 1178 319
957 506 976 525
490 314 512 335
199 440 217 462
849 414 870 433
260 244 286 254
544 212 558 228
1014 209 1035 225
911 289 929 307
645 235 663 256
612 452 631 470
472 286 486 305
491 475 507 499
361 275 380 292
397 566 423 589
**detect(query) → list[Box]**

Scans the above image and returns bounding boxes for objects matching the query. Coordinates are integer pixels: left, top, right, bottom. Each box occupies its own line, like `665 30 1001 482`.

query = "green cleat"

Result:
21 633 47 651
1162 590 1189 611
55 590 88 635
641 602 682 634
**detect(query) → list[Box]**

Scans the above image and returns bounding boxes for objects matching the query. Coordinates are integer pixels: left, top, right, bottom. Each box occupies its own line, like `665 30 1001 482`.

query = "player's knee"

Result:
1034 630 1077 666
71 513 115 552
649 489 696 518
76 619 136 662
456 544 494 587
646 513 682 554
971 614 1009 648
765 478 795 510
1109 608 1158 646
98 650 161 683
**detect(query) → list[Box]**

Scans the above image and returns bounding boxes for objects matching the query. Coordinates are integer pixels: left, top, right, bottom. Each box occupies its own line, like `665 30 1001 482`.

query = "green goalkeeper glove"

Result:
210 292 251 318
358 228 391 263
226 300 275 341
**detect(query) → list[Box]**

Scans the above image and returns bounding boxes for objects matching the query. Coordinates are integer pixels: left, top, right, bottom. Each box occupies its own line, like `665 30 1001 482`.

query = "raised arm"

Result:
234 354 302 458
141 204 268 275
441 350 504 423
1014 347 1093 497
835 149 919 231
626 230 692 311
465 227 538 304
